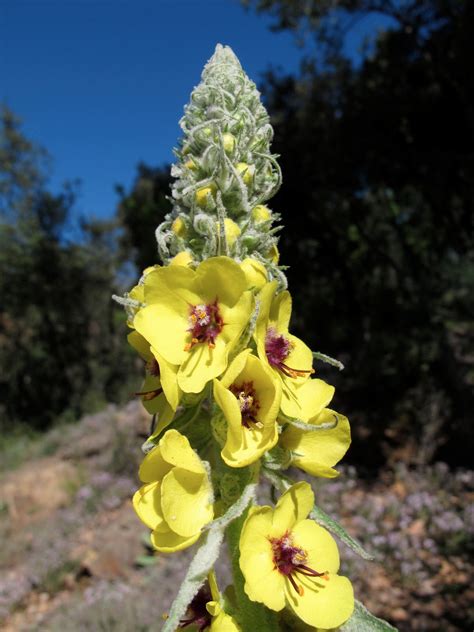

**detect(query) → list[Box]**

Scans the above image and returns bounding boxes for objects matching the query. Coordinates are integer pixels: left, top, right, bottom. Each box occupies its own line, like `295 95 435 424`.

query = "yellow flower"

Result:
213 350 281 467
127 331 180 433
277 378 350 478
133 430 214 553
179 571 241 631
134 257 253 393
255 282 314 417
281 411 351 479
239 482 354 629
240 258 268 290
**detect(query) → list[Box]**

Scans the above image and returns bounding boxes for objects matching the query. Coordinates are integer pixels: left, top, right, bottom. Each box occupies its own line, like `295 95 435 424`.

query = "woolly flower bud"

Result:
236 162 255 186
252 204 272 223
172 217 187 237
222 132 236 155
266 244 280 264
195 184 216 208
216 218 241 247
154 44 285 286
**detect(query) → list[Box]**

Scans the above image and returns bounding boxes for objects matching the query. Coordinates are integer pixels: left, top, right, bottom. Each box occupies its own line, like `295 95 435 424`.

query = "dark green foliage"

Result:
0 106 135 430
116 163 171 272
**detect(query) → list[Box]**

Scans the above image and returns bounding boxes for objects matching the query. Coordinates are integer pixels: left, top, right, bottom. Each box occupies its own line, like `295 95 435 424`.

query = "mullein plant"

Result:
115 45 397 632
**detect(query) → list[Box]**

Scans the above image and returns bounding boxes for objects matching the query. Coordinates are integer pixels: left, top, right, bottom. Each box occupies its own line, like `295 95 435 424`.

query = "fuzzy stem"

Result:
226 510 280 632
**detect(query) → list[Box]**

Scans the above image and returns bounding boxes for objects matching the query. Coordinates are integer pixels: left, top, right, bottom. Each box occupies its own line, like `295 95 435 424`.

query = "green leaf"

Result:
310 505 374 561
341 600 398 631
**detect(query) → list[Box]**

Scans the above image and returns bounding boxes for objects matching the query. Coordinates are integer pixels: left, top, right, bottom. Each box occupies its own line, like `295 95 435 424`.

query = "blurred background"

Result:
0 1 472 630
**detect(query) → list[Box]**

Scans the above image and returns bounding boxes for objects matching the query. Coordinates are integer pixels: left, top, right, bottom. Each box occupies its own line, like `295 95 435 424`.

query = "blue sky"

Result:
1 0 393 222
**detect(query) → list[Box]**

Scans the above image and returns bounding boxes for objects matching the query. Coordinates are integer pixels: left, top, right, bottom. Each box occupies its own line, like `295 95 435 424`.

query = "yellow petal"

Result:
291 519 340 574
160 467 213 537
214 378 242 430
159 429 205 474
270 290 292 332
196 257 247 307
135 303 188 366
284 572 354 629
255 282 278 338
221 421 278 468
147 395 175 436
150 526 201 553
285 334 313 382
151 346 181 410
281 409 351 478
210 610 242 632
271 482 314 535
240 258 268 290
138 446 173 483
127 330 152 360
219 349 251 389
208 569 220 602
179 336 228 393
219 292 254 346
132 481 166 531
239 506 286 611
170 251 193 266
298 379 335 422
144 263 198 305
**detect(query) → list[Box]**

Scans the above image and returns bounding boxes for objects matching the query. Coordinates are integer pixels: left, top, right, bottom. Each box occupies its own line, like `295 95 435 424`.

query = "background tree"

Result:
0 106 134 430
116 163 171 272
241 0 474 465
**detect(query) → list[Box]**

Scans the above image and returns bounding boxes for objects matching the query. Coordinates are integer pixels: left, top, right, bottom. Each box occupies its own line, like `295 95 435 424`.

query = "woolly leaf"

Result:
310 505 375 561
341 600 398 631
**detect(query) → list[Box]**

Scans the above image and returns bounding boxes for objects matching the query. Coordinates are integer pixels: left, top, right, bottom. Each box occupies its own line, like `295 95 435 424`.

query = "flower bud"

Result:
195 184 216 207
240 258 267 289
184 158 197 170
222 132 236 155
171 217 187 238
252 204 272 223
266 243 280 264
236 162 255 186
216 217 241 247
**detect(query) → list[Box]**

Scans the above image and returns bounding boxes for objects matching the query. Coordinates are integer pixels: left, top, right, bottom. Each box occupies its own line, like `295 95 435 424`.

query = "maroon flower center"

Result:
270 532 328 596
185 300 224 351
146 357 161 377
265 327 314 379
229 381 262 428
